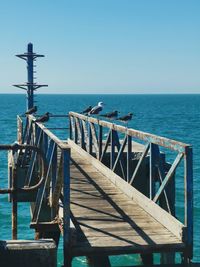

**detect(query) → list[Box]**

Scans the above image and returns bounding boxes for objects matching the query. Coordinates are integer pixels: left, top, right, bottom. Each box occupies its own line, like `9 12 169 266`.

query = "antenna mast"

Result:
14 43 48 110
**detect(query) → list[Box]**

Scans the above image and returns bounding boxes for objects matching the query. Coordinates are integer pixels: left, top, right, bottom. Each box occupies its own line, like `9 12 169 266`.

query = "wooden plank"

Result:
77 226 173 237
77 232 179 243
67 140 185 240
72 240 185 257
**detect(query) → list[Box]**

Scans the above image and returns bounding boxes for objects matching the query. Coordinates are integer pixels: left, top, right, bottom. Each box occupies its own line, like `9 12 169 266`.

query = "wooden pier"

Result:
0 112 194 267
69 143 185 257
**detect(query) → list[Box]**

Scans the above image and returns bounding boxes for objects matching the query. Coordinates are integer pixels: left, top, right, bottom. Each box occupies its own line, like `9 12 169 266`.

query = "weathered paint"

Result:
69 112 190 153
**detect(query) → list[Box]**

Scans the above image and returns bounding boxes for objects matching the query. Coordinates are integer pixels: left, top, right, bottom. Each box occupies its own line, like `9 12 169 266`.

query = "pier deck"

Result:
68 144 185 257
1 112 193 267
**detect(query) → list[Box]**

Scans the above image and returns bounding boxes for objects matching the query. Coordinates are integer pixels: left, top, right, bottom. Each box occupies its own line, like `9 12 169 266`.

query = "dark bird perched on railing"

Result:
89 102 104 115
117 113 133 123
81 105 92 114
25 106 37 115
100 110 119 119
35 112 50 123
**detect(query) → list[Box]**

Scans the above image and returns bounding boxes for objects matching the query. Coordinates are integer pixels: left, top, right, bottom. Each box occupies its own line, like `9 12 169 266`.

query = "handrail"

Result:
69 111 190 153
17 114 71 257
28 114 69 150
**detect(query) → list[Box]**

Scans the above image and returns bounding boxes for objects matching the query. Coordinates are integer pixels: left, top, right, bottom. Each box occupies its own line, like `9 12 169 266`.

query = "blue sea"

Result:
0 94 199 266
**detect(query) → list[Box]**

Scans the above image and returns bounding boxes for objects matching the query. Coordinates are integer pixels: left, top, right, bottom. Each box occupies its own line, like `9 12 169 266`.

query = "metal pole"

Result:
14 43 48 111
63 148 71 267
27 43 34 110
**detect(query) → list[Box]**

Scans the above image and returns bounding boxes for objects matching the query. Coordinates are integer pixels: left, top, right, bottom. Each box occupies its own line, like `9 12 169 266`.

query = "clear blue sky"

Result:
0 0 200 94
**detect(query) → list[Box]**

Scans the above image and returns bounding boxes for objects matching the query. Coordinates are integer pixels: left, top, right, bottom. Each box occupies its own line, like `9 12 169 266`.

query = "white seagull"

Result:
89 102 104 115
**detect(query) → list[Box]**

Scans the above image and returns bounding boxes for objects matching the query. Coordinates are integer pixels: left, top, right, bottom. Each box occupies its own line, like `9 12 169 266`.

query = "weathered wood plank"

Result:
65 141 186 258
68 140 185 241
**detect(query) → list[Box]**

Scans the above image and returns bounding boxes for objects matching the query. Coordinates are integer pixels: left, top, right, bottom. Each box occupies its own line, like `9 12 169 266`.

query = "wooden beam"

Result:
69 112 190 153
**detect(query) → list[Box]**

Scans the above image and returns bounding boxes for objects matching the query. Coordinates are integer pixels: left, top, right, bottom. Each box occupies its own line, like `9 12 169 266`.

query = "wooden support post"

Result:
69 116 72 140
159 154 176 264
87 255 111 267
17 115 23 144
74 119 78 144
127 135 132 182
149 143 156 200
22 117 29 144
63 148 71 267
51 145 57 219
80 120 86 150
184 146 193 261
88 123 92 154
98 125 102 160
110 129 115 169
140 254 153 265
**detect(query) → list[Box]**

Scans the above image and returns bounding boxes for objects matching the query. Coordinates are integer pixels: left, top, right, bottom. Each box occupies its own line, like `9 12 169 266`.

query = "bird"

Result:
25 106 37 115
89 102 104 115
81 105 92 114
117 112 133 124
35 112 50 123
100 110 119 119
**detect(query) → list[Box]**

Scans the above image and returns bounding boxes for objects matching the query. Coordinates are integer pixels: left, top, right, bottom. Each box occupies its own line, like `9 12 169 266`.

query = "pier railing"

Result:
69 111 193 257
16 115 71 252
15 112 193 259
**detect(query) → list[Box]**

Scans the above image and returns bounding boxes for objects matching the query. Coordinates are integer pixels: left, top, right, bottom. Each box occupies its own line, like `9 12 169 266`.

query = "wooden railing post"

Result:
127 135 132 182
110 129 115 169
184 146 193 260
17 115 23 144
63 147 71 266
98 125 102 160
88 123 92 154
149 143 156 200
51 144 57 219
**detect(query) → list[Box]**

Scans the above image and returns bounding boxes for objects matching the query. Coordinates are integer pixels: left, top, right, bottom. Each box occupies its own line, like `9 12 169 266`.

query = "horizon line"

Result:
1 92 200 95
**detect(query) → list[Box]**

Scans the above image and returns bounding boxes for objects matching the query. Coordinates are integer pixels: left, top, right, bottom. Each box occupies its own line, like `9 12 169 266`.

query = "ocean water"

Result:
0 94 199 266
